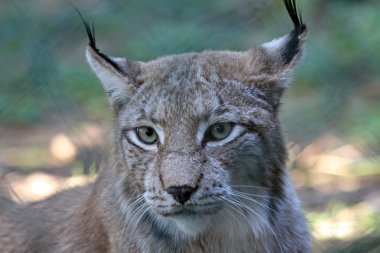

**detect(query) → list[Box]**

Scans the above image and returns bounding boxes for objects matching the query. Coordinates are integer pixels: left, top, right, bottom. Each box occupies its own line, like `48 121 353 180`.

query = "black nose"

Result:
166 186 196 204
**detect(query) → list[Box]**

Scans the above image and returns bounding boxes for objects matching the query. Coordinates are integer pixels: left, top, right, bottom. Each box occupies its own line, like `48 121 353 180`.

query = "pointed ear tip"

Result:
85 45 95 55
85 46 98 63
85 47 101 72
298 25 309 40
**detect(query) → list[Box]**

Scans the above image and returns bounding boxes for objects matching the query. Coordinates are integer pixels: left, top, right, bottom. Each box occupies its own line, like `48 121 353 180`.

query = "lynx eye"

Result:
208 122 233 141
136 126 158 144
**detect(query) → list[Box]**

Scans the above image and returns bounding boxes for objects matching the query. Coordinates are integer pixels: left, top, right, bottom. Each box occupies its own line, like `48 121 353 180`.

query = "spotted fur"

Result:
0 1 310 252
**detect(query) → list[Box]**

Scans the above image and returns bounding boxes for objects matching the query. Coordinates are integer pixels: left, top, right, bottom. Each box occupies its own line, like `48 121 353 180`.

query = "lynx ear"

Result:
79 13 142 110
249 0 307 87
86 47 141 108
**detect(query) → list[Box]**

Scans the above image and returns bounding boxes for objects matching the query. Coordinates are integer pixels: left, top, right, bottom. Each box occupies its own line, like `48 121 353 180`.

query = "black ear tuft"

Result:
281 0 307 65
283 0 306 35
73 7 97 51
257 0 307 82
73 8 124 74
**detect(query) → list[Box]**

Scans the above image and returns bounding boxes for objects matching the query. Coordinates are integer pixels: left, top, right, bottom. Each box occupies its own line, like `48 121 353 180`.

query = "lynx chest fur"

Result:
0 1 311 252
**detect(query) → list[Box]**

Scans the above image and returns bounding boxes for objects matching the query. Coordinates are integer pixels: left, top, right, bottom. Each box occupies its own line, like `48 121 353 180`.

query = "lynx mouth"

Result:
157 202 222 217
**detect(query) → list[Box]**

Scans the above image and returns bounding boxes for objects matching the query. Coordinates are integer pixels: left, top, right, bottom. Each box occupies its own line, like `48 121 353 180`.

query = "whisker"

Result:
230 192 276 214
118 195 145 250
125 195 145 207
134 204 151 231
126 202 149 234
128 202 148 223
216 197 247 238
221 196 248 220
231 190 280 201
228 196 284 253
129 196 145 208
223 205 242 225
231 185 271 190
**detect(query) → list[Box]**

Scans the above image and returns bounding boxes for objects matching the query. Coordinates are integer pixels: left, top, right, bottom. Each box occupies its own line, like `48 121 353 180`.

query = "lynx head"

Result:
83 0 307 238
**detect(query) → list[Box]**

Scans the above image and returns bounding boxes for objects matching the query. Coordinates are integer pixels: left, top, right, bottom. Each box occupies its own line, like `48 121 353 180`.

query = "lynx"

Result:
0 0 310 252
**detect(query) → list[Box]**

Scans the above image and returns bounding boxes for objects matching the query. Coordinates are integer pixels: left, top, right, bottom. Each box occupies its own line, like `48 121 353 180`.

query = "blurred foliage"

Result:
0 0 271 125
1 0 380 252
0 0 379 147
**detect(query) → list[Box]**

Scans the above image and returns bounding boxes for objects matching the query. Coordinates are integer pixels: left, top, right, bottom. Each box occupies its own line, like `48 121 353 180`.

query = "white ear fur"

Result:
254 31 306 84
85 46 134 106
262 34 290 56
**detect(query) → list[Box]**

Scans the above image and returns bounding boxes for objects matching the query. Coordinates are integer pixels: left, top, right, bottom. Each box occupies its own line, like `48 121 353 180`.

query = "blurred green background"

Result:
0 0 379 252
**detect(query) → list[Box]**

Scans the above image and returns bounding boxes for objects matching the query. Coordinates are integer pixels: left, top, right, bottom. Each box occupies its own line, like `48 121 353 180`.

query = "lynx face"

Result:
84 0 307 239
114 54 278 235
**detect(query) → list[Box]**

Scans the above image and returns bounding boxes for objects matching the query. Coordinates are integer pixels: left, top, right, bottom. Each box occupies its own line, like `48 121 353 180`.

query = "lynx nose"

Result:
166 186 196 204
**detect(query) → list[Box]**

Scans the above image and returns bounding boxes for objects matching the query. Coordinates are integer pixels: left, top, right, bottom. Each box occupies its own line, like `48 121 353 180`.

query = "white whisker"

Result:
231 185 271 190
118 195 145 250
230 192 277 215
231 190 280 201
221 196 248 221
228 196 284 253
134 204 151 230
